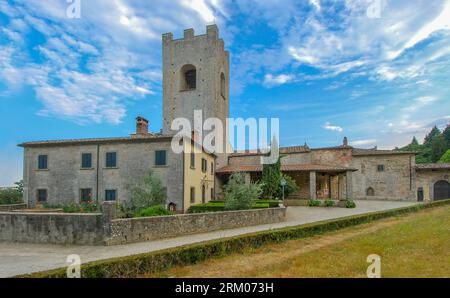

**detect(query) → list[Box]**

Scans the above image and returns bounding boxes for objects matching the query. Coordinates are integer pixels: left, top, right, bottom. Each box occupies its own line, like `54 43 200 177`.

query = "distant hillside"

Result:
395 124 450 164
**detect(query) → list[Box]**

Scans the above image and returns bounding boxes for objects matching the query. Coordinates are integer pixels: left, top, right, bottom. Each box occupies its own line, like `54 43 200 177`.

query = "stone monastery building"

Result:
19 26 450 212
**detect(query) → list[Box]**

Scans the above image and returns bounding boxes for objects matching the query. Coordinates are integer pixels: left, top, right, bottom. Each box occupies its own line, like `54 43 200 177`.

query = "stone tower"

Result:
161 25 229 144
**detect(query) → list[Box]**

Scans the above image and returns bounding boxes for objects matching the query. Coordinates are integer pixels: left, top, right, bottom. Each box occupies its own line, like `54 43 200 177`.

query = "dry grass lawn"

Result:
145 205 450 278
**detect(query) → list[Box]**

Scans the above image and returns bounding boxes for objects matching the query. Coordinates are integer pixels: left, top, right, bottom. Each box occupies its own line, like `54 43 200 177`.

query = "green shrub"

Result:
324 200 335 207
188 201 274 214
281 174 299 198
256 200 280 208
252 203 270 209
24 199 450 278
126 170 167 214
135 205 175 217
345 200 357 209
224 173 263 211
309 199 321 207
187 203 225 214
0 188 22 205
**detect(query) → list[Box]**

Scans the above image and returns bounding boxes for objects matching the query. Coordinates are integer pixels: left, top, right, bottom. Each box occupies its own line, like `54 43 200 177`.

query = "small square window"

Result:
105 190 117 201
155 150 167 166
38 155 48 170
37 189 47 202
81 153 92 168
106 152 117 168
377 165 385 172
80 188 93 203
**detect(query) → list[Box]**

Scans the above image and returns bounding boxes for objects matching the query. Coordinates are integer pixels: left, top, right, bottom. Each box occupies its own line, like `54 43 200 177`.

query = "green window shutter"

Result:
38 155 48 169
106 152 117 168
155 150 167 166
105 190 116 201
82 153 92 168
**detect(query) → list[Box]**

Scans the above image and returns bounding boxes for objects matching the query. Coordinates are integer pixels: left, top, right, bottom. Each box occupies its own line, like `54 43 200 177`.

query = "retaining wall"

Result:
105 207 287 245
0 212 105 245
0 203 286 246
0 204 27 212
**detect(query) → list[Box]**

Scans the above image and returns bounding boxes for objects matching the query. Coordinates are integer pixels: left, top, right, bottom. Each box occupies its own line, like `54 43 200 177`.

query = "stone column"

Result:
244 172 251 185
102 201 117 239
338 174 346 200
346 170 353 200
309 171 317 200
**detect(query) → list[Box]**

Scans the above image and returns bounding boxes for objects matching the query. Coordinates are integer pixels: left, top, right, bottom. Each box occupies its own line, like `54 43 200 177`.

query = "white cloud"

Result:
351 139 377 146
263 74 293 87
309 0 321 11
0 0 227 124
323 122 343 132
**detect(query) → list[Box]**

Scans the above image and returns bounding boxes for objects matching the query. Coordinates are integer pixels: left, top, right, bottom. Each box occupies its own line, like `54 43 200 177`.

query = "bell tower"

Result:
161 25 229 142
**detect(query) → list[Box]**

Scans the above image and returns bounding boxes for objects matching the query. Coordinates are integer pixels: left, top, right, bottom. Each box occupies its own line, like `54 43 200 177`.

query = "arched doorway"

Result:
434 180 450 201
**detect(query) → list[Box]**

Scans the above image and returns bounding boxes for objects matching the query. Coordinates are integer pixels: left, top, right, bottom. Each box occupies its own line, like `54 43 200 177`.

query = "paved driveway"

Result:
0 200 418 277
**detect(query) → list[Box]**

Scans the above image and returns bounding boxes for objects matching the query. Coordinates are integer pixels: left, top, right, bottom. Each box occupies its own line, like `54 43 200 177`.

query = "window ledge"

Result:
154 165 169 168
179 88 196 92
80 167 95 170
36 169 49 171
104 167 119 170
190 166 196 170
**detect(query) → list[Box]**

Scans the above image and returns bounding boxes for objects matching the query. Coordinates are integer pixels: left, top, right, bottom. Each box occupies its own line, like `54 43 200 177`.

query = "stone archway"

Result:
433 180 450 201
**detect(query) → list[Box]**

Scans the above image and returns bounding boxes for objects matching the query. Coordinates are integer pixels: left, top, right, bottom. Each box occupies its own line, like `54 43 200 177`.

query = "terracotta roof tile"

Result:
18 134 173 147
216 164 357 174
352 148 416 156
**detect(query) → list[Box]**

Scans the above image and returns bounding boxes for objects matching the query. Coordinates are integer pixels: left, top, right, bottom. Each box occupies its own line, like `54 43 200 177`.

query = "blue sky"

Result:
1 0 450 186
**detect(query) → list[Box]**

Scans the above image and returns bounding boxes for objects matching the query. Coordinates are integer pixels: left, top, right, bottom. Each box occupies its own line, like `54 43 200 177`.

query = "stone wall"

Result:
105 207 287 245
0 202 286 246
351 154 416 201
0 212 105 245
0 203 27 212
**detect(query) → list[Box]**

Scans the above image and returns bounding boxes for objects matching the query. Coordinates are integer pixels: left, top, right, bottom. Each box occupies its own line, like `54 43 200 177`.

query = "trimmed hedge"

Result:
20 199 450 278
187 200 278 213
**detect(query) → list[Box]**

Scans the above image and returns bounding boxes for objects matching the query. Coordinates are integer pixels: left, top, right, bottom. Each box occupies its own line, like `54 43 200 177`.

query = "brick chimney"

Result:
343 137 348 146
136 116 149 135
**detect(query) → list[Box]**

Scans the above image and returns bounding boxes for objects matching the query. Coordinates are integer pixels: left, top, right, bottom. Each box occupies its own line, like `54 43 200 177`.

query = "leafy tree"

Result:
0 188 22 205
224 173 263 211
14 180 24 195
126 170 167 213
280 174 298 198
438 149 450 163
0 180 24 205
431 134 447 163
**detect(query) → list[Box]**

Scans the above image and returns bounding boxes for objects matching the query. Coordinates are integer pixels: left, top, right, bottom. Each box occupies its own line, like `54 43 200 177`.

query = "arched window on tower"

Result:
366 187 375 196
180 64 196 90
220 72 226 99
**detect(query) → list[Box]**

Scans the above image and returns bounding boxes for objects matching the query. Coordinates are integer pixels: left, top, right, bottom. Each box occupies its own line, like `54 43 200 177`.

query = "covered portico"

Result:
216 164 358 200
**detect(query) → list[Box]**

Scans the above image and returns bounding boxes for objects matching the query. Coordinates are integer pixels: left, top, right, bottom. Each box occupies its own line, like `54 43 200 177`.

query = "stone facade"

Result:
218 141 450 202
416 166 450 201
21 137 186 211
105 207 286 245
